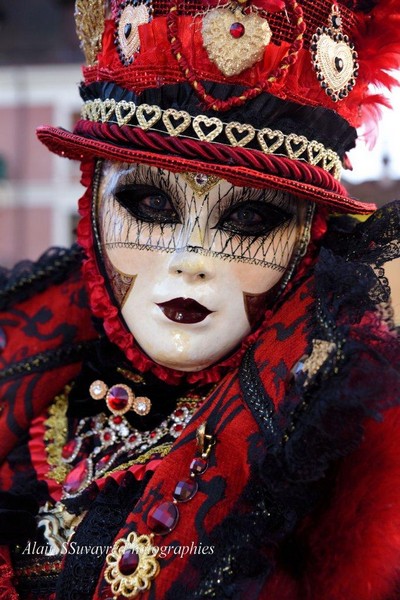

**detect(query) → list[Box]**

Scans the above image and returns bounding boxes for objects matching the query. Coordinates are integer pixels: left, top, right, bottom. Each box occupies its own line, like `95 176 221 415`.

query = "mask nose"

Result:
168 247 215 282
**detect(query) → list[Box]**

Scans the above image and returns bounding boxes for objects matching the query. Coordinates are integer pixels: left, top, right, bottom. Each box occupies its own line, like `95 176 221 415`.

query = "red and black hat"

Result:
37 0 400 213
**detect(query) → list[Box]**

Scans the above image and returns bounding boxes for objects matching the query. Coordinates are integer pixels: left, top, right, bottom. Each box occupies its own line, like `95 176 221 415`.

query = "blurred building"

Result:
0 65 82 267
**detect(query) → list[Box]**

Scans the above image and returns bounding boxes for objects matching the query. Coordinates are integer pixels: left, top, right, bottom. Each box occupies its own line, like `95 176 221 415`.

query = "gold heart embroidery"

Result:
257 128 284 154
202 8 271 77
136 104 162 130
284 134 308 160
90 99 103 122
307 140 325 166
115 101 136 126
323 150 341 178
81 102 91 120
162 109 191 136
225 122 255 147
100 99 116 122
192 115 223 142
316 34 354 93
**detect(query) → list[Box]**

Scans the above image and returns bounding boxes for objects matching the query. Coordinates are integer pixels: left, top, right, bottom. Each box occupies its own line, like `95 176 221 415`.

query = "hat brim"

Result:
37 125 376 215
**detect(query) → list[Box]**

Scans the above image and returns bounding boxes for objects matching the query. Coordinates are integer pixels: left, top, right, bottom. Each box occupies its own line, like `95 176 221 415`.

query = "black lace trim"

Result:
0 340 98 383
0 245 85 311
56 471 153 600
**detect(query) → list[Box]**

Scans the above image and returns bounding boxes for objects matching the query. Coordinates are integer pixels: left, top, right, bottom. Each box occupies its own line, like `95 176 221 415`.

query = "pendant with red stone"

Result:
104 532 160 595
106 384 134 416
190 457 208 476
63 458 92 495
147 501 179 535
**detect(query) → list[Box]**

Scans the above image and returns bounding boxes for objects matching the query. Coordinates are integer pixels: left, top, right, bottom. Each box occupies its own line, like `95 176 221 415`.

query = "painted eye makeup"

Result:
114 184 180 224
216 200 292 237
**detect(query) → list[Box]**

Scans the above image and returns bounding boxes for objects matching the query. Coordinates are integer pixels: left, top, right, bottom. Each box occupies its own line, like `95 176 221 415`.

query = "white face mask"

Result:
96 162 308 372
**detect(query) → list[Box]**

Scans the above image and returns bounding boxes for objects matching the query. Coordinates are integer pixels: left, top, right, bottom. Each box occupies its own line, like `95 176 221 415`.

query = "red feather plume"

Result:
352 0 400 145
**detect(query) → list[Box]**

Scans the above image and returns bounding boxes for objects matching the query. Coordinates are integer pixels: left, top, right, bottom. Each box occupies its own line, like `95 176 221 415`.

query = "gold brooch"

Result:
202 6 272 77
104 531 160 598
311 4 359 102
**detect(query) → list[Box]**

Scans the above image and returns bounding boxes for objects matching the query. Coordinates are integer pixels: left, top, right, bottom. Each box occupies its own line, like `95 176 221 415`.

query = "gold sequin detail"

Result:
302 339 337 380
105 532 160 597
44 387 70 484
75 0 106 66
182 173 221 196
202 7 272 77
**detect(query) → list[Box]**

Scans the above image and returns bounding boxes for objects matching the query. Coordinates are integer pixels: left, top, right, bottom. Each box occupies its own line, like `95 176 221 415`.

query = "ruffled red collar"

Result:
77 159 326 386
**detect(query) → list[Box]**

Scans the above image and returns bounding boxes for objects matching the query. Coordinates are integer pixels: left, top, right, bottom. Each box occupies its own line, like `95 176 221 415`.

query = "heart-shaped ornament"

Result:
284 134 308 160
136 104 162 130
101 99 116 122
310 6 358 103
225 122 255 147
162 109 191 136
257 128 284 154
193 115 223 142
115 100 136 126
316 34 354 92
202 8 272 77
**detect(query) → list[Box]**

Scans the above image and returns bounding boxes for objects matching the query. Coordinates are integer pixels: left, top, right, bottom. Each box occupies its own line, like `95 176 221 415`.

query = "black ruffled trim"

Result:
0 245 85 311
80 81 357 157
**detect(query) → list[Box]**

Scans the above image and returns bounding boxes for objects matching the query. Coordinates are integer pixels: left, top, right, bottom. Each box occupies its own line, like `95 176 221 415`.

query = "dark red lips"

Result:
157 298 213 324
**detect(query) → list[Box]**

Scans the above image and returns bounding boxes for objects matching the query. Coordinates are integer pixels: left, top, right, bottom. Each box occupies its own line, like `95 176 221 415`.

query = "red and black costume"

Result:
1 0 400 598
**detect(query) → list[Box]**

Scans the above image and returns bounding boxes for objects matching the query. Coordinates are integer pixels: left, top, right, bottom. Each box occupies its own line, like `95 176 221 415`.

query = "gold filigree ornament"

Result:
202 6 272 77
182 172 221 195
104 532 160 598
116 0 153 66
75 0 106 66
310 4 359 102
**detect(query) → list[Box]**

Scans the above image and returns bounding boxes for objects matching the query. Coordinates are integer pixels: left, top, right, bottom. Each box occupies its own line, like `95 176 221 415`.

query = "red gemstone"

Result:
128 434 138 443
190 457 208 475
62 439 78 460
107 385 130 412
96 454 111 472
230 22 245 38
174 408 185 418
173 424 184 433
103 431 112 442
118 549 139 576
150 431 157 439
63 459 90 494
147 501 179 535
113 415 123 425
173 479 198 502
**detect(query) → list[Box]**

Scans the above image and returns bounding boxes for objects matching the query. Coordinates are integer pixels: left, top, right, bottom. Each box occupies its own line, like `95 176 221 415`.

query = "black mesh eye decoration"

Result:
216 200 292 237
115 184 181 224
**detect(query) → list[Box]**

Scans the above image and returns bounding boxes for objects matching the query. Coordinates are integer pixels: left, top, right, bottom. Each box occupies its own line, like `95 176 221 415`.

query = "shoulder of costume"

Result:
0 245 98 459
0 244 85 310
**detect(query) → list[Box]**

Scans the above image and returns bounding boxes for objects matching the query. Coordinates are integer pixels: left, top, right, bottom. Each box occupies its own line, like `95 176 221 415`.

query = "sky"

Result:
346 83 400 183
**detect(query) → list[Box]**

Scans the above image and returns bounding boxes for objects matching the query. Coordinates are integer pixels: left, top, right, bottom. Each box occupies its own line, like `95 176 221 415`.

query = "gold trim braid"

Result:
75 0 106 66
80 99 342 178
44 387 70 484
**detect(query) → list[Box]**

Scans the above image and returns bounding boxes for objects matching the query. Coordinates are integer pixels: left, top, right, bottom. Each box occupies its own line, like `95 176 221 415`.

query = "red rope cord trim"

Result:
166 0 305 112
75 120 343 193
